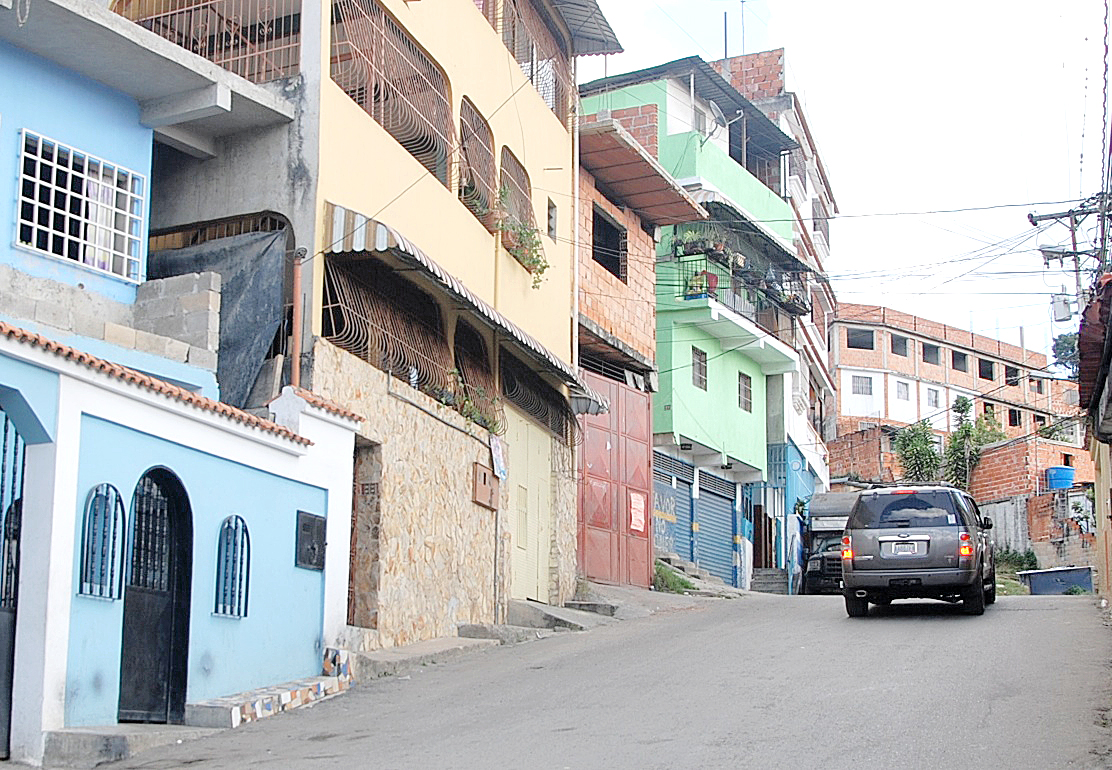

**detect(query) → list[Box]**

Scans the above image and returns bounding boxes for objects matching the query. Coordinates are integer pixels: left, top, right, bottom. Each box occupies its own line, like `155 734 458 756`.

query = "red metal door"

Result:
577 373 652 588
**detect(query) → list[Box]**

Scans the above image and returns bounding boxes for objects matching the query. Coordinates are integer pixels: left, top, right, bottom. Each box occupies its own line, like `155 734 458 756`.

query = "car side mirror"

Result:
983 517 993 530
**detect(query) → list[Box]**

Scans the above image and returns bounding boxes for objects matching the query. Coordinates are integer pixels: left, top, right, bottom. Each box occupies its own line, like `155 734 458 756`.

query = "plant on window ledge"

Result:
489 186 548 288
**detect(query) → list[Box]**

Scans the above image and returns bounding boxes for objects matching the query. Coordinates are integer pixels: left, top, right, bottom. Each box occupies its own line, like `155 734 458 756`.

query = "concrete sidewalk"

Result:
41 580 744 768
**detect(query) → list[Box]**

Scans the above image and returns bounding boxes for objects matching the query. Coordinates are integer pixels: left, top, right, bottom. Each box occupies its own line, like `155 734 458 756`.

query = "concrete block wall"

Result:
0 264 219 371
582 106 659 159
577 172 657 364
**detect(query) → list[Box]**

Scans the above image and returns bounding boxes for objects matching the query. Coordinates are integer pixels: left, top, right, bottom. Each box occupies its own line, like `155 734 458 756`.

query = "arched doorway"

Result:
118 468 192 724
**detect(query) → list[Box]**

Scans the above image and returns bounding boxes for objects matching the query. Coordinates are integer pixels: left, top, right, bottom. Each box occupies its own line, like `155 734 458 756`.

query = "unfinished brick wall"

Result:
828 426 899 484
581 105 659 159
578 170 656 364
711 49 786 101
969 437 1094 502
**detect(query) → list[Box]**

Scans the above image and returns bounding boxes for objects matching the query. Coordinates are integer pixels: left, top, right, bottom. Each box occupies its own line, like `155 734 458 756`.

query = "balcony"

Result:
660 132 794 243
111 0 301 84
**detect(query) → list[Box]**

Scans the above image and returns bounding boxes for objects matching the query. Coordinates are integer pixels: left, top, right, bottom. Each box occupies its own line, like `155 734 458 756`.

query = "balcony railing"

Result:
111 0 301 83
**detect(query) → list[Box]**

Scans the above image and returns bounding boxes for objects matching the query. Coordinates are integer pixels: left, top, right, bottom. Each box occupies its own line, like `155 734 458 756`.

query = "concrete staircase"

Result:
750 567 789 595
657 553 727 586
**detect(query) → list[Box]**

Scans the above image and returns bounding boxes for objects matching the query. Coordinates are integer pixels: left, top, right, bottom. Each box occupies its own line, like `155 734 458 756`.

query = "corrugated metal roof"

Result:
550 0 623 56
323 203 609 414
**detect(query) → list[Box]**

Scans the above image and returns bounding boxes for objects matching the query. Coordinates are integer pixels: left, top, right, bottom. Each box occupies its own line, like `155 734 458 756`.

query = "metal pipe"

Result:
290 248 305 389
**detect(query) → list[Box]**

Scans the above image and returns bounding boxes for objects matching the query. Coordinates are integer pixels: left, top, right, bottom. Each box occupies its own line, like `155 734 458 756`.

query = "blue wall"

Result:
66 415 327 726
0 43 151 303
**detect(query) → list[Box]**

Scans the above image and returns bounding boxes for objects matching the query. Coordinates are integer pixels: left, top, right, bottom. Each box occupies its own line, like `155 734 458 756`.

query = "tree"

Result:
943 396 1007 489
1052 332 1079 381
894 419 941 482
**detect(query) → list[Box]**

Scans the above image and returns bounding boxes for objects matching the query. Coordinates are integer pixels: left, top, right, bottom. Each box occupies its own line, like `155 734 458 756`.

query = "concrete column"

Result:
10 382 79 765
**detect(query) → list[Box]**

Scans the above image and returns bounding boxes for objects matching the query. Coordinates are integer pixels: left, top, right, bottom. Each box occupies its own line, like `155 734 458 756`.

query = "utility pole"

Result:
1028 194 1107 307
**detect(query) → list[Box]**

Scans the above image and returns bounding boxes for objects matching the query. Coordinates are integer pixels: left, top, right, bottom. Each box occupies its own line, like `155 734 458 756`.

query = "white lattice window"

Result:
18 131 144 281
851 375 872 396
896 381 909 401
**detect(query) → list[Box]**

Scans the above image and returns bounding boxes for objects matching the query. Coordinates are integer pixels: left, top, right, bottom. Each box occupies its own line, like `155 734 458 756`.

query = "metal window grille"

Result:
215 515 250 617
453 320 502 433
331 0 452 187
0 413 25 612
499 0 570 125
18 131 145 282
691 347 707 390
111 0 301 83
851 375 871 396
128 474 172 591
653 451 695 485
499 147 536 257
322 258 505 432
591 207 627 283
738 372 752 411
699 471 735 500
459 98 497 231
80 483 127 599
500 351 578 444
472 0 496 27
580 353 629 385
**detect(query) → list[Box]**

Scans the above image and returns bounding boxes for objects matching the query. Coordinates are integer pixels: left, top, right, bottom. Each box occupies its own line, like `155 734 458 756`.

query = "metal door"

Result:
119 469 192 724
0 413 25 759
578 374 652 588
695 471 736 585
652 452 694 562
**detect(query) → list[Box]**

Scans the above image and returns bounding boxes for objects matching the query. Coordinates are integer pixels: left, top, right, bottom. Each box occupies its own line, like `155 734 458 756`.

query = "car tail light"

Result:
959 544 974 557
841 535 853 560
960 532 972 541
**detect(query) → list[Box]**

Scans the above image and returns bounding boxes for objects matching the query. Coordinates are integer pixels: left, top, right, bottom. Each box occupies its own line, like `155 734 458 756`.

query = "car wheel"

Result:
985 570 997 605
964 570 986 615
844 591 869 618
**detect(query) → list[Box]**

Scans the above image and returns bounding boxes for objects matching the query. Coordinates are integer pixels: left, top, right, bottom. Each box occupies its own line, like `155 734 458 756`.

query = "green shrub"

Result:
996 548 1038 571
653 561 695 593
1064 585 1089 595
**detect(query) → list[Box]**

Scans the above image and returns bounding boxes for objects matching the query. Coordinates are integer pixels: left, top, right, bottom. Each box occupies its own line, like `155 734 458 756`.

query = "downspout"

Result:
290 247 306 388
572 57 581 368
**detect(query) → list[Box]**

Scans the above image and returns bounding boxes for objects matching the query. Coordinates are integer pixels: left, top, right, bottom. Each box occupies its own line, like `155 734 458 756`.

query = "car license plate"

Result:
892 542 917 555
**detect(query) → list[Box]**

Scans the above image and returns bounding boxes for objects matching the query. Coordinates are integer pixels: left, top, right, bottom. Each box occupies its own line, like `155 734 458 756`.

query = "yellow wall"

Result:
1092 439 1111 596
313 0 575 362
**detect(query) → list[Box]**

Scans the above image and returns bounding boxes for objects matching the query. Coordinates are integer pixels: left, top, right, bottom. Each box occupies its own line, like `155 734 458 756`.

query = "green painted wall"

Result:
654 314 767 474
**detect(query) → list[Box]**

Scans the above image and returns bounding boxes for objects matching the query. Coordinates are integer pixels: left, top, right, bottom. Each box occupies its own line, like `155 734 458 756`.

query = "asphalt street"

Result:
108 592 1112 770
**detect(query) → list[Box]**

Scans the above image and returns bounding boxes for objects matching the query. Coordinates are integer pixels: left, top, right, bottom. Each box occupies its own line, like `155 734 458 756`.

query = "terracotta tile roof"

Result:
289 386 363 422
0 321 311 446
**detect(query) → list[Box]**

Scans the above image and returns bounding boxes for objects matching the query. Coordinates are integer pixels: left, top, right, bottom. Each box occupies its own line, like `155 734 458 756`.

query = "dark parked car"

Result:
841 485 995 617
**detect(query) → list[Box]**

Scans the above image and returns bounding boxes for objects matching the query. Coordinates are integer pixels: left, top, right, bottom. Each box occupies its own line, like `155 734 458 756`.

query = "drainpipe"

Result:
290 247 307 389
572 58 581 368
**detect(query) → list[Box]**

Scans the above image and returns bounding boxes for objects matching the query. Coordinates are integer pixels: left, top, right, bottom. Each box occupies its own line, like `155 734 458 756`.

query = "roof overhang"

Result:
0 0 294 158
580 56 797 155
550 0 622 56
579 119 707 226
1081 273 1112 441
668 301 799 375
651 439 764 484
324 203 609 415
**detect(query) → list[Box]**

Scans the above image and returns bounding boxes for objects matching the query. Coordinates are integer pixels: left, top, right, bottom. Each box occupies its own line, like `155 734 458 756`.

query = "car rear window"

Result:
848 491 968 529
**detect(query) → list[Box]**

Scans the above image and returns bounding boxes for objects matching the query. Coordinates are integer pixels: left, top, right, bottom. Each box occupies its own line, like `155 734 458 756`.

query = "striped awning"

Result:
323 203 609 414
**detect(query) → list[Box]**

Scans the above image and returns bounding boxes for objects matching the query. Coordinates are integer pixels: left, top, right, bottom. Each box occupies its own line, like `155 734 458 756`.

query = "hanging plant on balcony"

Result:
492 186 548 289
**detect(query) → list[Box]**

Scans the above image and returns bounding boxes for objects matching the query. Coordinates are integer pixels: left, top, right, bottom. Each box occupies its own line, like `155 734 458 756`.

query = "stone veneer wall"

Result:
548 431 577 605
310 339 514 650
0 264 220 371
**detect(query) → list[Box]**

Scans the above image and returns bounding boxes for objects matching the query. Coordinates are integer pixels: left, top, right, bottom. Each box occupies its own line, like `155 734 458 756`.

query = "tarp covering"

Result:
148 230 286 408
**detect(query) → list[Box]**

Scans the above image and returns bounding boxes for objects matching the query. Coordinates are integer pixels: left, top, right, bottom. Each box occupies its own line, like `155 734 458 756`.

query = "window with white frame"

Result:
896 381 910 401
692 347 707 390
215 515 250 618
18 131 144 281
927 388 940 408
738 372 752 411
851 375 872 395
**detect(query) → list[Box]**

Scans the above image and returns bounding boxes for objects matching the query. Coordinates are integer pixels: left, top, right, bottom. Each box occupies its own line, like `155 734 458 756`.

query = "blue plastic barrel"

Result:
1046 466 1076 489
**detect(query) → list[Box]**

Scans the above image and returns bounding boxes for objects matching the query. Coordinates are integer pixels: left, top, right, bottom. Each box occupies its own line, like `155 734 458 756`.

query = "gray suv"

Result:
841 485 995 617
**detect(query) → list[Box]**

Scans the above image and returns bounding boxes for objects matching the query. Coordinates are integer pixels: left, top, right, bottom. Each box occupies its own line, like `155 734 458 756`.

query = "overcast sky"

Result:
578 0 1107 370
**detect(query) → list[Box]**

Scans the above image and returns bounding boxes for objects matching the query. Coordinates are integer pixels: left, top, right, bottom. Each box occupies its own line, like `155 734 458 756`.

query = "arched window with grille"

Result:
214 515 250 618
459 98 497 231
79 483 126 599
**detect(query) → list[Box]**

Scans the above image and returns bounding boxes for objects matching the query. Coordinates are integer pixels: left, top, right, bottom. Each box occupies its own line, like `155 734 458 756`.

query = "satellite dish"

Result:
708 100 729 129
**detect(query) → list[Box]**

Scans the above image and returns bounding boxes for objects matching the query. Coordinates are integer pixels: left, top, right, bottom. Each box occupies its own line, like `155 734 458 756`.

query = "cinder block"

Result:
187 346 218 371
165 337 190 363
133 329 168 357
34 300 73 331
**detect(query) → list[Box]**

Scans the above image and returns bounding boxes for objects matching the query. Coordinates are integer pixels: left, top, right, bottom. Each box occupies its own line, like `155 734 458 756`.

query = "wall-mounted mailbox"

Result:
472 463 499 510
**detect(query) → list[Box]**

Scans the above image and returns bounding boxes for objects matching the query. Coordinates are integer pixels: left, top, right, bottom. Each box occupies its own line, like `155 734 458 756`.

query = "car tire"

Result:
985 570 997 605
963 569 986 615
844 591 869 618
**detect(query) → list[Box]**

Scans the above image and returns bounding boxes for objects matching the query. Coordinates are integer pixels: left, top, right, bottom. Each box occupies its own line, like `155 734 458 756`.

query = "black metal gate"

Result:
0 412 26 759
118 469 192 724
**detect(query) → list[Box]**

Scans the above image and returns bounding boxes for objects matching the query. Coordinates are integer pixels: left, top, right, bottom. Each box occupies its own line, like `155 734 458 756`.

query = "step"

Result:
43 725 222 769
563 600 618 616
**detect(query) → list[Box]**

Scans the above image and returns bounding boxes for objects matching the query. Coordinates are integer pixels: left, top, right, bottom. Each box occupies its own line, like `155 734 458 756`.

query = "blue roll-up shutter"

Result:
696 471 737 586
653 453 695 563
